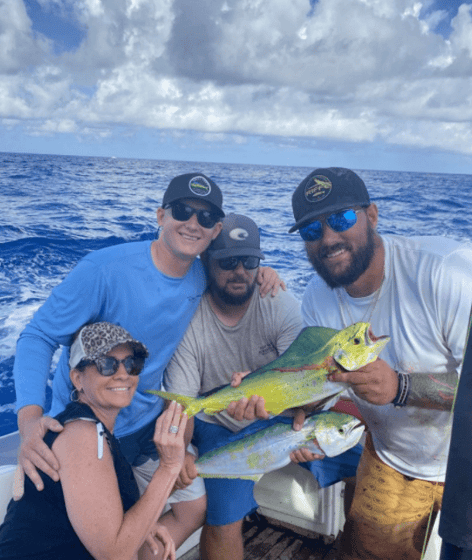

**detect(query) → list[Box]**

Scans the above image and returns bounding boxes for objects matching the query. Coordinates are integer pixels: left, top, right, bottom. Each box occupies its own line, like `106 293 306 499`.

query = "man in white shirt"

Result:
288 167 472 560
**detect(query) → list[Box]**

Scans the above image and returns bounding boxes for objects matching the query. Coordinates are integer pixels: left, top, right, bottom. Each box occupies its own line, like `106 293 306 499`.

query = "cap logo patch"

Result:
305 175 332 203
189 176 211 197
229 227 249 241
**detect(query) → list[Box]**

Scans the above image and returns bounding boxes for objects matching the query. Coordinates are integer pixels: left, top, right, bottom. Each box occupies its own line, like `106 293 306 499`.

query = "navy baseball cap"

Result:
162 173 224 217
290 167 370 232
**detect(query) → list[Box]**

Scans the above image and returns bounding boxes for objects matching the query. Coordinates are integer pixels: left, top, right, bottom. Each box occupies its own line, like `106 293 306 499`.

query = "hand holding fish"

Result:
327 358 398 405
289 407 325 463
230 370 251 387
173 451 198 490
290 444 325 463
226 394 270 421
227 370 270 421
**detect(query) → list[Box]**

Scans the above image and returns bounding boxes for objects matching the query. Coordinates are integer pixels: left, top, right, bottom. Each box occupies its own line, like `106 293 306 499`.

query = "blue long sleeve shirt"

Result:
13 240 207 437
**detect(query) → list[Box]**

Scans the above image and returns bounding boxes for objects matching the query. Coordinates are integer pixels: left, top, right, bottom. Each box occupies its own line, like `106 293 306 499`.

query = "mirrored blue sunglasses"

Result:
299 209 362 242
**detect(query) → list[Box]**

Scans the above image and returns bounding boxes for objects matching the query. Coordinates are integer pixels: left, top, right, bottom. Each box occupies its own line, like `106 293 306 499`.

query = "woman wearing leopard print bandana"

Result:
0 322 187 560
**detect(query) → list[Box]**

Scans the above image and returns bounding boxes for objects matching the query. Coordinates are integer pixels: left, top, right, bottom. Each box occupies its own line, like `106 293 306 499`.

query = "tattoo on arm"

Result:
408 371 458 410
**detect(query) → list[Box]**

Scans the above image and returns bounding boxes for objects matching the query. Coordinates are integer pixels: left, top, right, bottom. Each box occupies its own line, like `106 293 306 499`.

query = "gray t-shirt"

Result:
164 286 303 431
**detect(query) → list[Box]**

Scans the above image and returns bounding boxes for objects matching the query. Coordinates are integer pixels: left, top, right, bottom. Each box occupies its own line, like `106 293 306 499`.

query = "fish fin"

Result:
198 473 262 481
145 390 202 417
302 441 324 455
200 383 231 398
301 325 340 339
240 474 263 481
248 325 341 375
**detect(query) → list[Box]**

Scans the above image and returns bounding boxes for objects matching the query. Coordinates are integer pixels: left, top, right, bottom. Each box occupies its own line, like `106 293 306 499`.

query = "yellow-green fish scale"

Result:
149 323 389 417
195 412 365 479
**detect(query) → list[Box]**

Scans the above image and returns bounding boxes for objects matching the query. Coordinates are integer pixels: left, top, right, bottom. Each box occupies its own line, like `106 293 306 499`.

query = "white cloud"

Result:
449 3 472 55
0 1 50 73
2 0 472 159
34 118 77 134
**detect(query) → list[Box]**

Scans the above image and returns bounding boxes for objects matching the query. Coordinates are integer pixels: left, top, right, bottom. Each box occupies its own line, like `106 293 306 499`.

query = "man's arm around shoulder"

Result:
15 404 63 498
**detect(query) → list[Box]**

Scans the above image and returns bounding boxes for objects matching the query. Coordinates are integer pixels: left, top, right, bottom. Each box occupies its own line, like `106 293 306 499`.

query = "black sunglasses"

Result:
165 201 221 229
78 355 145 377
217 256 260 271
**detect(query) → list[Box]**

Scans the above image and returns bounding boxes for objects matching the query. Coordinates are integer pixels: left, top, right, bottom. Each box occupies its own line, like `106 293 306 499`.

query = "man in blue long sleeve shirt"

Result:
13 173 226 556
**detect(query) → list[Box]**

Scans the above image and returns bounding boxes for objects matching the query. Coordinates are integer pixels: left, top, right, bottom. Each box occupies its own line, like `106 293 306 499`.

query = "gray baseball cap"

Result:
206 213 265 260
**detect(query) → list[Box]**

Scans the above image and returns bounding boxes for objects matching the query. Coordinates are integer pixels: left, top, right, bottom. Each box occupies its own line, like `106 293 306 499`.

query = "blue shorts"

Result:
117 416 159 466
193 416 362 526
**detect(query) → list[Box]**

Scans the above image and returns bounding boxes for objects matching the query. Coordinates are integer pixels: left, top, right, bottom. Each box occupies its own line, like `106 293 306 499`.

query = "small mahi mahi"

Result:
195 412 365 481
149 322 389 417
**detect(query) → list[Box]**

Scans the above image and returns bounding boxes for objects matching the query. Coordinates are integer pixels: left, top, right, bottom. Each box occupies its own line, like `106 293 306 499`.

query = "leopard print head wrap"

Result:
69 322 148 369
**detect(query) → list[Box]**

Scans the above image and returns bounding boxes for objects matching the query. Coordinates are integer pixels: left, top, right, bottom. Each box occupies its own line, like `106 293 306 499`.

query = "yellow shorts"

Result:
339 433 443 560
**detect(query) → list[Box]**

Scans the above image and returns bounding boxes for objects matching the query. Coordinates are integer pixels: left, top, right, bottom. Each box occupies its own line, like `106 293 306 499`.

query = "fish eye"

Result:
353 338 361 345
338 428 345 434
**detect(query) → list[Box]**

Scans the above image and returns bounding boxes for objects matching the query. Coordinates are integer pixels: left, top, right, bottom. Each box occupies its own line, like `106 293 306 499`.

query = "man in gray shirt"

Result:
164 213 361 560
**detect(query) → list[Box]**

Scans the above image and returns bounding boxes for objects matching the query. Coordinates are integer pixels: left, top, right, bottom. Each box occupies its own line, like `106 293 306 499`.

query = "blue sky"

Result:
2 0 472 173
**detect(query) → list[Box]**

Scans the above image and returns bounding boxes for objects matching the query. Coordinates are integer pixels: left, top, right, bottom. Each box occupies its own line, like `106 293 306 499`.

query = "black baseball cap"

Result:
206 213 265 260
162 173 225 217
289 167 370 233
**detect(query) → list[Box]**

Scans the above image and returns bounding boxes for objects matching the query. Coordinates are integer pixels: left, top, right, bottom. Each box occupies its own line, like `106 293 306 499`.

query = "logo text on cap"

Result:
189 176 211 196
305 175 332 203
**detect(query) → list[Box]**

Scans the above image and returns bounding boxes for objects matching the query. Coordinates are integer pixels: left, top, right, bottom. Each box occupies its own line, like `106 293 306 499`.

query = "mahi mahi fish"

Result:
195 412 365 481
149 322 389 417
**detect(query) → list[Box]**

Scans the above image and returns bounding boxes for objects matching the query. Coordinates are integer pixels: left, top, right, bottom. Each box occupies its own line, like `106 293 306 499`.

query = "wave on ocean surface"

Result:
1 151 472 436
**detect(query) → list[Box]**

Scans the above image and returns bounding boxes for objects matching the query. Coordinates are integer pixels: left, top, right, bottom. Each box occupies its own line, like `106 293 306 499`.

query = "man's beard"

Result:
211 276 257 305
306 224 376 289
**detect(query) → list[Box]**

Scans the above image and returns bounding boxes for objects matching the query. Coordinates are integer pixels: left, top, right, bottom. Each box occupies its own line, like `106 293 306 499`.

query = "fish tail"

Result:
146 390 202 417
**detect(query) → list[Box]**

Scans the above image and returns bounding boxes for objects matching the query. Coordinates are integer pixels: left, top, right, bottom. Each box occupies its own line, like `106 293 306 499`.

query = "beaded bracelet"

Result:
392 371 410 407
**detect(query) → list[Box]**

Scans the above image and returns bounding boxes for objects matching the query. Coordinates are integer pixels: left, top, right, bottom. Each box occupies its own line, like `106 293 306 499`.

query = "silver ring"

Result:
169 425 179 434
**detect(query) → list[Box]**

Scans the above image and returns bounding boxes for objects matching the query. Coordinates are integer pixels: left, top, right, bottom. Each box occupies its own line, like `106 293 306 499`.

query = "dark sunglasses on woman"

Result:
77 354 145 376
165 201 221 229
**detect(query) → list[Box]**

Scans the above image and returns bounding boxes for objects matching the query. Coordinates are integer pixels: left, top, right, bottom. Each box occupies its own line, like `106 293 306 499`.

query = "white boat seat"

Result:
0 465 16 524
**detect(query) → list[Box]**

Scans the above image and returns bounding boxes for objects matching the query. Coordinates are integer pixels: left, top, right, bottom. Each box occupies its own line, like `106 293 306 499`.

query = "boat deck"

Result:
180 513 340 560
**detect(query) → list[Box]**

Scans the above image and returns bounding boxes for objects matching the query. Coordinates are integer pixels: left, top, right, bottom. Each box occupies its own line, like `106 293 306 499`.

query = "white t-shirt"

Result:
302 234 472 481
164 287 303 432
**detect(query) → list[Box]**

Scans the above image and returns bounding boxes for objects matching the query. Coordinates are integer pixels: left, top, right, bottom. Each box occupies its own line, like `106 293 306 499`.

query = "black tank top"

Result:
0 402 140 559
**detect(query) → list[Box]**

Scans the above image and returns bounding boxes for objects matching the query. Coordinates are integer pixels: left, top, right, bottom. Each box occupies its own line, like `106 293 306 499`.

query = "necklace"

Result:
336 277 384 328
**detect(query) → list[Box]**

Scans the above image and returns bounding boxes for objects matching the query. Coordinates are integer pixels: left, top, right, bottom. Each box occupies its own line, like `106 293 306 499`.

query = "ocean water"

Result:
1 151 472 437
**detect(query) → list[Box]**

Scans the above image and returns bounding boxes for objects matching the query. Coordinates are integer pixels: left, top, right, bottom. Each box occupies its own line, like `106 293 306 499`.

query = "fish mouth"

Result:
344 420 365 439
365 326 388 346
